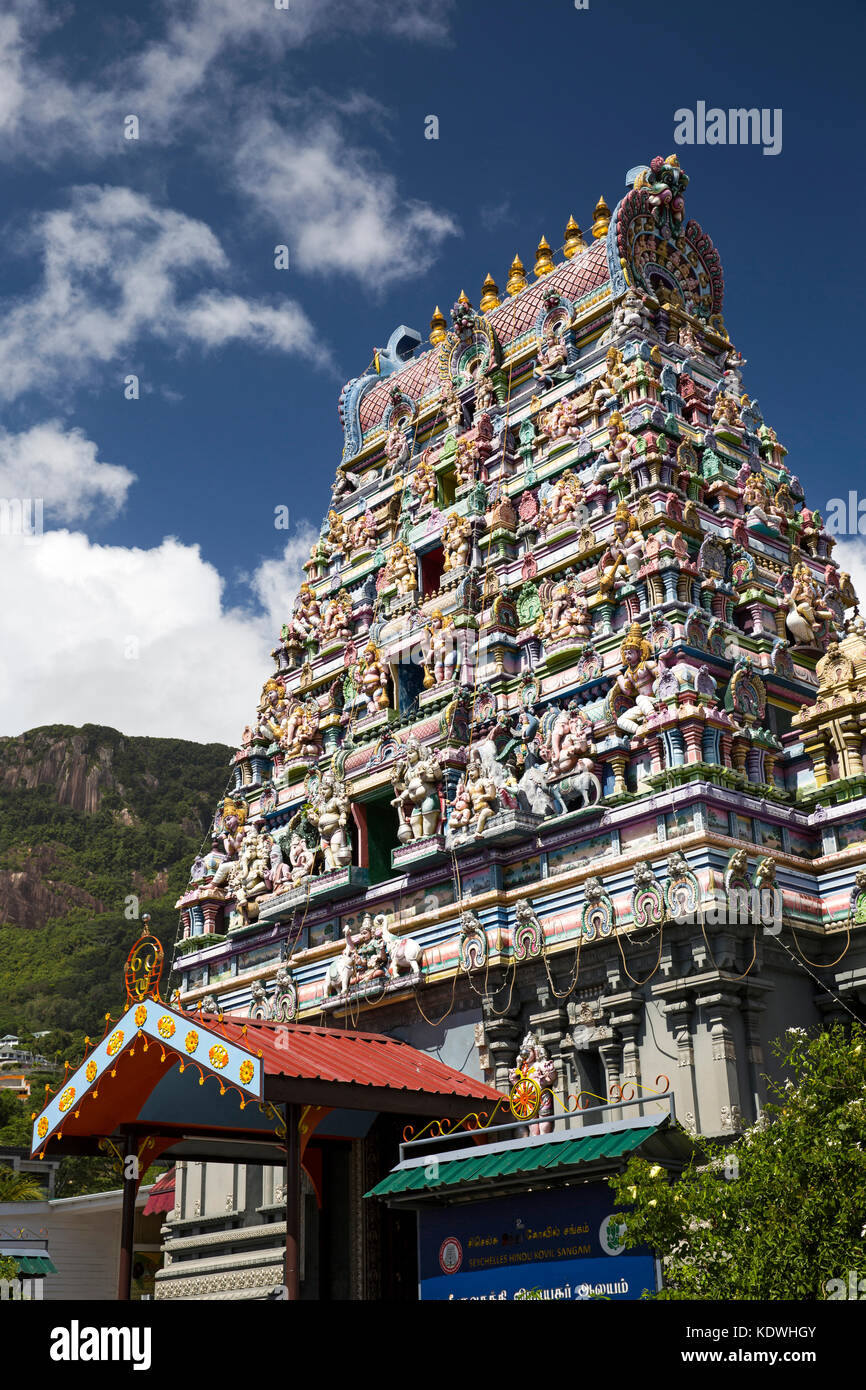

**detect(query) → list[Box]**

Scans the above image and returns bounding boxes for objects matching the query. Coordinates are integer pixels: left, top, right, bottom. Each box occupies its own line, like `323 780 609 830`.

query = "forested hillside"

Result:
0 724 232 1039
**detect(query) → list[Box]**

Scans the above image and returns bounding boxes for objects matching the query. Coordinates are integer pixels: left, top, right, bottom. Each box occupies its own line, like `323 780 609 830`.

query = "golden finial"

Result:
534 236 555 278
457 289 471 305
591 195 611 239
429 305 447 345
506 253 527 297
563 215 587 259
480 272 500 313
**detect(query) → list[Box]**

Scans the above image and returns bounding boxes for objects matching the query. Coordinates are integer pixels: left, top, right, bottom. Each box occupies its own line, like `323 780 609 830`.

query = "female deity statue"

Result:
391 738 443 842
785 564 836 646
442 513 473 572
597 501 645 597
546 395 582 442
356 641 391 715
307 771 353 872
287 830 317 884
615 622 659 739
509 1032 556 1136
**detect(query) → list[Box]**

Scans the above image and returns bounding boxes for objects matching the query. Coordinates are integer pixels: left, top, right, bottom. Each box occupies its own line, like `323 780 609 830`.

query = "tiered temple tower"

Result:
159 155 866 1298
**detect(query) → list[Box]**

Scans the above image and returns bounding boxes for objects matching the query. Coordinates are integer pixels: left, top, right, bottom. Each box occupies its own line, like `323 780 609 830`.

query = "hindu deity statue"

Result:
326 509 347 553
307 771 353 872
451 747 499 837
536 573 591 646
385 421 411 474
356 641 391 715
425 610 458 685
286 830 317 884
256 678 288 743
601 411 640 479
546 394 583 442
597 501 646 597
592 346 627 410
279 699 321 761
391 738 444 842
771 482 795 531
474 370 497 416
281 582 321 654
347 509 378 552
509 1032 556 1136
441 385 464 434
615 622 659 739
533 324 569 390
442 512 473 572
742 470 772 527
785 564 837 647
410 451 438 507
542 703 597 781
544 470 586 531
608 286 652 340
712 392 745 439
385 541 417 596
454 438 479 487
228 821 272 924
317 588 353 647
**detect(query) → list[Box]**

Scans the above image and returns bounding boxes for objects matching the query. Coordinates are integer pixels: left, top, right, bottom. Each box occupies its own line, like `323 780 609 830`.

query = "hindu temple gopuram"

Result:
159 155 866 1298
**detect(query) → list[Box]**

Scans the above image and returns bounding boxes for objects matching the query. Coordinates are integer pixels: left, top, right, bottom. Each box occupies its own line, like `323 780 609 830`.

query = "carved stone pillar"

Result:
696 988 742 1133
482 1010 522 1092
597 1039 623 1120
663 997 698 1133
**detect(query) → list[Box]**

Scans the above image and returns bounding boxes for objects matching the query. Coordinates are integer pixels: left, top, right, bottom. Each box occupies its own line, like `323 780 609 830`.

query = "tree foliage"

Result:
608 1023 866 1299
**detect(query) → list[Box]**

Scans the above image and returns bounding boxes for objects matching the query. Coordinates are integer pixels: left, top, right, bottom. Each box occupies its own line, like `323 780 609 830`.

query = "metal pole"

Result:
117 1133 137 1301
284 1104 300 1300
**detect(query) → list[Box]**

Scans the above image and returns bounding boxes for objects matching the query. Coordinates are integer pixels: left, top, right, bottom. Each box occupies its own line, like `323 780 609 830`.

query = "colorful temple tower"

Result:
161 155 866 1298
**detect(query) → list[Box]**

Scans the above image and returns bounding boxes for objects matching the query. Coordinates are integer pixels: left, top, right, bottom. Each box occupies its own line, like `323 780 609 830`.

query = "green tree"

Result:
0 1254 18 1281
0 1165 45 1201
609 1023 866 1300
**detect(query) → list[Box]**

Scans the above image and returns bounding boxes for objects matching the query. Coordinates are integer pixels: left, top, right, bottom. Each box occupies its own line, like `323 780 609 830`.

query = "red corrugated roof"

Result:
210 1015 502 1105
142 1166 176 1216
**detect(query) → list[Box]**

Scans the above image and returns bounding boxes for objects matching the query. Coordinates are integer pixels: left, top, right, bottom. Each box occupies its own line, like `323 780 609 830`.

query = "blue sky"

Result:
0 0 863 742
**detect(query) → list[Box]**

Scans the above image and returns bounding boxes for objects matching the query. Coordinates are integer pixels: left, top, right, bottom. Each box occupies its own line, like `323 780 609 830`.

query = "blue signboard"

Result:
418 1185 657 1301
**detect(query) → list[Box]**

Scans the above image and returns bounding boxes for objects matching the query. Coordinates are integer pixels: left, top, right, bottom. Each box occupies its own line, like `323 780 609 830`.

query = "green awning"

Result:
367 1122 672 1198
4 1254 58 1275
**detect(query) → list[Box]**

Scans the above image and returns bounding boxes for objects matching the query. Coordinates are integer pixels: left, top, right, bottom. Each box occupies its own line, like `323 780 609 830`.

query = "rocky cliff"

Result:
0 725 232 1033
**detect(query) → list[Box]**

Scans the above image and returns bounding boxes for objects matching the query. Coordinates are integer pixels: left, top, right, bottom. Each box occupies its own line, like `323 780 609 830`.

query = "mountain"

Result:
0 724 232 1037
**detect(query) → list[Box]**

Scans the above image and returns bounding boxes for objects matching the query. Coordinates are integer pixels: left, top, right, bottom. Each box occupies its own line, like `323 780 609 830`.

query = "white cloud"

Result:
234 115 459 286
0 0 454 158
0 185 324 402
0 421 135 523
0 526 315 743
249 525 320 636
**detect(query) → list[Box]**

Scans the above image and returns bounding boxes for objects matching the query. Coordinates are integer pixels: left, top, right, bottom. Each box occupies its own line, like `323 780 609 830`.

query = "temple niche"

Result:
162 154 866 1301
